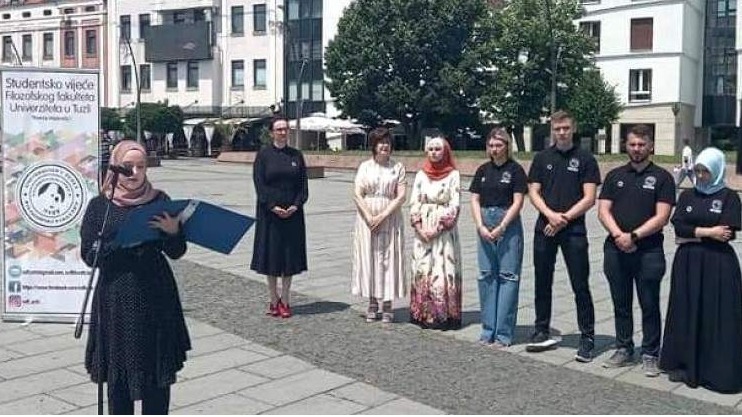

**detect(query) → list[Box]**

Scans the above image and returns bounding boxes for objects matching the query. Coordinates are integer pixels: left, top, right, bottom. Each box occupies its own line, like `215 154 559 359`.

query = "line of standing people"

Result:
247 114 742 395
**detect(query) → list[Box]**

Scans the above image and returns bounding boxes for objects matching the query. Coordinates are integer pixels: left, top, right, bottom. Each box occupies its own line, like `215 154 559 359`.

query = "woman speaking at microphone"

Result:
80 140 190 414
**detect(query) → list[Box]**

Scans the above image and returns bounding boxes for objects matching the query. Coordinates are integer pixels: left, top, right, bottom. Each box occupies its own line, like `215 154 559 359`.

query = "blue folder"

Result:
114 199 254 254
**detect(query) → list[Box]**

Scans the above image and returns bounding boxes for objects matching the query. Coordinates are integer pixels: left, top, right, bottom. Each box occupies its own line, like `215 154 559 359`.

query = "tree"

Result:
325 0 489 149
567 69 622 137
101 107 123 132
124 103 183 152
478 0 598 150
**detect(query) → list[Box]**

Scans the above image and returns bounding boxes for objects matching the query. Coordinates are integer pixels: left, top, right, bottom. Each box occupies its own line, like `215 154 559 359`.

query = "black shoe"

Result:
575 337 594 363
525 331 558 353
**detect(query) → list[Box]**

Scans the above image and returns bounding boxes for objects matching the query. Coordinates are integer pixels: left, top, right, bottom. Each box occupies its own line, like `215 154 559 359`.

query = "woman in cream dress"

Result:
351 128 407 323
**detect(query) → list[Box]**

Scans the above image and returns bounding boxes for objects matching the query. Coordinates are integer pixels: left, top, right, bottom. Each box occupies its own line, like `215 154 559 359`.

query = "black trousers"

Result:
533 231 595 339
603 239 665 357
108 383 171 415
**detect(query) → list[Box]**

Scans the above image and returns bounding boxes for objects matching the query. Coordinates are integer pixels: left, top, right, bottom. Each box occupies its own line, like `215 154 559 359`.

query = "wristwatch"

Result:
630 232 639 242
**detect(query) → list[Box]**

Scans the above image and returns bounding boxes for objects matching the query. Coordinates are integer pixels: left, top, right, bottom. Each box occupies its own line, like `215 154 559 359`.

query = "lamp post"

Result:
295 57 308 149
120 35 142 146
544 0 558 115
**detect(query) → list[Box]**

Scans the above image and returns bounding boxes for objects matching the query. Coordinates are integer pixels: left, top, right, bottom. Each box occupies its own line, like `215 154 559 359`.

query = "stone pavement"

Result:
0 157 740 414
155 158 742 410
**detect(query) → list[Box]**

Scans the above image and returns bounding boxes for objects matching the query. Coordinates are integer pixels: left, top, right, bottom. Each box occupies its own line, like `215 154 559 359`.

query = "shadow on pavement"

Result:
292 301 350 315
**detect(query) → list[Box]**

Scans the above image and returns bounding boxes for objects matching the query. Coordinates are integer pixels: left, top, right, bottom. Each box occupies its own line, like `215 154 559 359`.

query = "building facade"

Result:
578 0 741 156
0 0 107 101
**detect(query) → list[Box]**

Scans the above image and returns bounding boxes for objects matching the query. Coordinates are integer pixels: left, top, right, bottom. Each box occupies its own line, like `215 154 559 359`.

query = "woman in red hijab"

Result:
81 140 191 414
409 137 463 330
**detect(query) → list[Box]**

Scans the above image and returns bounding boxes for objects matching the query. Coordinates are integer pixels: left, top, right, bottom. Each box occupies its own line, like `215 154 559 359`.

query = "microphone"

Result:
108 165 133 177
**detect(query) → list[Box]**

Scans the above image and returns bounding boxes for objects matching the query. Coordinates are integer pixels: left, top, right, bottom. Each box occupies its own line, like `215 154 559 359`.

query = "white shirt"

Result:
681 145 693 170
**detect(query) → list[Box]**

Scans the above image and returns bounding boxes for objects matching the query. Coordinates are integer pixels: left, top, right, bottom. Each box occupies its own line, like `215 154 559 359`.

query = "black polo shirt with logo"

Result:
599 162 676 249
469 159 528 208
528 145 601 234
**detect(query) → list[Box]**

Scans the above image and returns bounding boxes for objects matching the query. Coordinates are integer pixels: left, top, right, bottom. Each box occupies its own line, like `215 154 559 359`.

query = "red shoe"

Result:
266 301 280 317
278 301 292 318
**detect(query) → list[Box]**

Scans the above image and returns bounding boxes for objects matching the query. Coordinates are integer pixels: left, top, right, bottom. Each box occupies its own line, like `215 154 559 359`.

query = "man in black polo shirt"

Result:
526 110 600 362
597 124 675 376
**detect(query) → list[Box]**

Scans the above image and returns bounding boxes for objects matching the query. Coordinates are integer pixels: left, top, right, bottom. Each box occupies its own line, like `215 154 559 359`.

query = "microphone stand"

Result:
74 171 121 415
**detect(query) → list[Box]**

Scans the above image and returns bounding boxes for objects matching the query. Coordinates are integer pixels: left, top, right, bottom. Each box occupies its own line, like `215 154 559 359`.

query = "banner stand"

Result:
1 67 100 323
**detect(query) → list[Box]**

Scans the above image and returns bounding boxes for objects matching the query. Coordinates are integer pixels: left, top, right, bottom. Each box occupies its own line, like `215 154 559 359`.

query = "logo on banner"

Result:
15 161 88 233
7 281 21 293
8 265 21 278
8 295 22 308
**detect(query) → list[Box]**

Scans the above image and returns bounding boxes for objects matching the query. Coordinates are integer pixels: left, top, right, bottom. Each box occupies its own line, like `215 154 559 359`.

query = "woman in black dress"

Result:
251 117 308 318
660 147 742 393
81 140 190 414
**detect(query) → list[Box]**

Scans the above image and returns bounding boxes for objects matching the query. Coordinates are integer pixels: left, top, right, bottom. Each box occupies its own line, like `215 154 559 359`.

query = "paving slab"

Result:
0 369 87 404
360 397 446 415
171 393 273 415
328 382 399 407
238 355 315 379
262 393 368 415
170 369 268 408
0 347 82 379
49 382 98 408
178 347 269 381
0 393 78 414
238 369 354 407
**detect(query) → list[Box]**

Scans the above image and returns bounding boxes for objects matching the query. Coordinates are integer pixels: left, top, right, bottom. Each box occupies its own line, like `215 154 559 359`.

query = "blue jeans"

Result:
477 206 524 345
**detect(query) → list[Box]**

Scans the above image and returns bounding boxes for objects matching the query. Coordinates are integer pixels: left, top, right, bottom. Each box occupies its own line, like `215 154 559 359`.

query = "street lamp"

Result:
544 0 558 115
120 35 142 146
295 57 308 149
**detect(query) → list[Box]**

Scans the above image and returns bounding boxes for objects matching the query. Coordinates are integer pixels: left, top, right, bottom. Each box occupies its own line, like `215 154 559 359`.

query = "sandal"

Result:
381 312 394 323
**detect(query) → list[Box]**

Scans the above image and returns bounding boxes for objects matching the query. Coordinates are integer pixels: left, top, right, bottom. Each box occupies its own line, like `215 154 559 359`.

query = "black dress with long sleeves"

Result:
250 144 308 276
80 192 191 400
660 187 742 393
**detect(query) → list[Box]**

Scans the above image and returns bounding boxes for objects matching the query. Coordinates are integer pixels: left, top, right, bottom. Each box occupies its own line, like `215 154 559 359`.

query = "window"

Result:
173 12 186 25
63 8 74 14
139 14 150 39
85 30 96 56
43 33 53 60
85 5 96 12
120 15 131 40
231 6 244 35
288 81 297 100
22 11 30 18
312 80 323 100
231 60 244 87
21 34 31 61
140 64 151 90
2 36 11 62
253 59 266 87
629 69 652 102
194 9 205 22
64 31 75 57
288 0 299 20
187 61 199 88
253 4 266 33
166 62 178 89
43 9 52 16
2 14 9 20
312 0 322 18
120 65 132 92
579 21 601 53
630 18 653 51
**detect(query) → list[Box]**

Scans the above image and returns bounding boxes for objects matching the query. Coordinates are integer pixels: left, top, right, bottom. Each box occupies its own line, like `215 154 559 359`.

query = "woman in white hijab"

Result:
660 147 742 393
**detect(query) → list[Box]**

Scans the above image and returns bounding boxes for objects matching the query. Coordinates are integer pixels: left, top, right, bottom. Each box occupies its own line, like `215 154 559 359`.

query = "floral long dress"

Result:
409 170 462 329
351 159 407 302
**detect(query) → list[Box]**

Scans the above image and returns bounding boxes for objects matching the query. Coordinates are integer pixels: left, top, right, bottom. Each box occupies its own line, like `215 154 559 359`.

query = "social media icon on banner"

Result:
7 281 21 293
8 295 22 308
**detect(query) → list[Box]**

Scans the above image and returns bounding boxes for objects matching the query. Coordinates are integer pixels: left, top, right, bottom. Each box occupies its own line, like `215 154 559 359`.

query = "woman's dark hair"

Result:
369 127 393 156
268 115 289 131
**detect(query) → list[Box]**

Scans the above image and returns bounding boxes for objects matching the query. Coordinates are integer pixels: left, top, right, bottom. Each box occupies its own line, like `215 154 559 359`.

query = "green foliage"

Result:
325 0 489 148
124 103 184 139
101 107 123 132
567 69 622 135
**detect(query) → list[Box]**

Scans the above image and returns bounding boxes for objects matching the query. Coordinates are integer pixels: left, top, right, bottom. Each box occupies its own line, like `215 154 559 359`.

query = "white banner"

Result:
2 68 99 322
